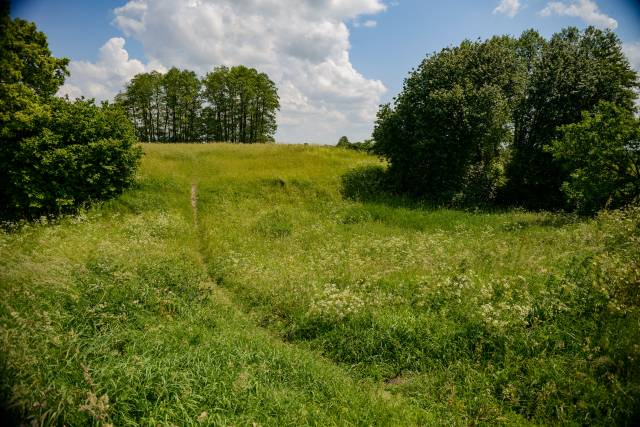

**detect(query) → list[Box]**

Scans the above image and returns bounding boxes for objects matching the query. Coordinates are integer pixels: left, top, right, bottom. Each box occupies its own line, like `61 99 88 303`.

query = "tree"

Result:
163 67 201 142
505 27 638 209
547 101 640 215
336 136 350 148
373 34 528 205
201 65 279 143
0 10 141 220
5 99 141 218
118 65 279 143
115 71 164 142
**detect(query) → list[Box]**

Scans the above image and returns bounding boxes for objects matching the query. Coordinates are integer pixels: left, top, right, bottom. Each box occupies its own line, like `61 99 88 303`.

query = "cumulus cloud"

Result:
104 0 388 143
623 41 640 72
493 0 521 18
62 0 387 143
57 37 165 101
354 19 378 28
540 0 617 29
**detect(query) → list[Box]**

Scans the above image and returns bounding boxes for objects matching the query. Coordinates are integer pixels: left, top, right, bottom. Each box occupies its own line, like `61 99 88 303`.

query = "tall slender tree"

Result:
117 65 278 143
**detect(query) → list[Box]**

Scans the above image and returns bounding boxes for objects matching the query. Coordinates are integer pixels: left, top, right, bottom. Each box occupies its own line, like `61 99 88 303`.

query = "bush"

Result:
340 164 390 201
372 35 520 204
547 102 640 215
451 161 506 208
2 98 142 219
336 136 350 148
0 12 142 220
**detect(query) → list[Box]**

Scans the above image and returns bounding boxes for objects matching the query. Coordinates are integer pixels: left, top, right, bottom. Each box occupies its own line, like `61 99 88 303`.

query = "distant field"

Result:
1 144 638 426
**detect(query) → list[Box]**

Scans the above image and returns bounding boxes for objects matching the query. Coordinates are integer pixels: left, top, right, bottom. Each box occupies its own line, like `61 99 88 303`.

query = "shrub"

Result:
336 136 350 148
451 161 506 208
0 12 142 220
2 98 142 219
340 164 390 201
547 101 640 215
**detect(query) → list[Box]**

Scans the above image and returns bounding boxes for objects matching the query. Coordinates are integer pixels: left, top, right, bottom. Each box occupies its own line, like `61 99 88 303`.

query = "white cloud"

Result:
354 19 378 28
57 37 165 101
623 41 640 72
622 42 640 109
86 0 387 144
540 0 617 29
493 0 521 18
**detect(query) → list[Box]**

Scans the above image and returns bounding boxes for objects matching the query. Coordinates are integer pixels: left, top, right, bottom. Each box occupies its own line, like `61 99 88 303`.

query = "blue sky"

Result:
11 0 640 144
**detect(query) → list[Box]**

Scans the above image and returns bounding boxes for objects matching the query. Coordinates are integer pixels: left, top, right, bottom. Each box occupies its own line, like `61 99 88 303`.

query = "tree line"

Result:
370 26 639 214
115 65 279 143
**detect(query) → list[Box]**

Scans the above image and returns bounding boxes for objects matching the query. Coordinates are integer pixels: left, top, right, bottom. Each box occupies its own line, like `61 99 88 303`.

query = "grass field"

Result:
1 143 639 426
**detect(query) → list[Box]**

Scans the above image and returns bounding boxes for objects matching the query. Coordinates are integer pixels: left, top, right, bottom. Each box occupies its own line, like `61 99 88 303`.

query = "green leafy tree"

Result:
373 34 528 204
6 99 141 218
0 11 69 159
0 10 141 220
336 136 350 148
163 67 201 142
505 27 638 209
547 101 640 214
201 65 279 143
115 71 165 142
118 65 279 143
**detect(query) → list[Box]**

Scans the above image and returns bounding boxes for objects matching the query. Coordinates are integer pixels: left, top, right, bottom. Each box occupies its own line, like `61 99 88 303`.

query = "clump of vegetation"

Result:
340 164 390 201
4 98 141 220
371 26 638 212
548 101 640 215
506 27 638 210
0 11 142 220
336 135 375 152
116 65 279 143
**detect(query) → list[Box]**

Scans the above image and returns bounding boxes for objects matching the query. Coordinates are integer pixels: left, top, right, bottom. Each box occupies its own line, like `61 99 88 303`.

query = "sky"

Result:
11 0 640 145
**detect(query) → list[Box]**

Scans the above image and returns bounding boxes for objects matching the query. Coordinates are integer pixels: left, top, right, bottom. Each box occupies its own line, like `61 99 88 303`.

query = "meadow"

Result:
1 144 639 426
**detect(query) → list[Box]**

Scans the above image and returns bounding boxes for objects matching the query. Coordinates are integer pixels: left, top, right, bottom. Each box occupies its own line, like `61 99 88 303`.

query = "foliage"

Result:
336 135 350 148
373 34 526 205
340 164 390 201
349 139 375 152
505 27 638 209
0 12 142 220
337 135 376 153
547 101 640 214
373 26 638 212
3 98 142 219
451 159 506 208
115 68 201 142
202 65 279 143
0 13 68 100
116 65 279 143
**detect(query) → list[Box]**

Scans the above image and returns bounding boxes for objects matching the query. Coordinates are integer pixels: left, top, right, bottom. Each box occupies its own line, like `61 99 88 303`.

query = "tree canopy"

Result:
548 101 640 214
505 26 638 209
116 65 279 143
373 33 528 204
0 10 141 220
372 26 639 211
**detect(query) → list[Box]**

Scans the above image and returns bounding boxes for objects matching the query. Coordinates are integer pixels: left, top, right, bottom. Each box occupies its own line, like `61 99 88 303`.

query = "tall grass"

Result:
1 143 638 425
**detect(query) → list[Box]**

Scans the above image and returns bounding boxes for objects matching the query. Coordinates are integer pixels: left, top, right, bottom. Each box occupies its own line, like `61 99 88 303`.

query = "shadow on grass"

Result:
339 165 583 232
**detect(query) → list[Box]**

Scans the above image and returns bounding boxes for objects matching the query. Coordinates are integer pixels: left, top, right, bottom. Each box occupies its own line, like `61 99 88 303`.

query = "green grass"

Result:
1 143 639 426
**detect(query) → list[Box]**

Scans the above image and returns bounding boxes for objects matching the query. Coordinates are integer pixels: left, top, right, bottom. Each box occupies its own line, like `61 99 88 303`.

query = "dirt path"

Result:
191 183 198 225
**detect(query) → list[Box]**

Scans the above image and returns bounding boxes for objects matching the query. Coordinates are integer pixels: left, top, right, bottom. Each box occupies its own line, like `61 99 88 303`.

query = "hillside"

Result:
1 144 639 425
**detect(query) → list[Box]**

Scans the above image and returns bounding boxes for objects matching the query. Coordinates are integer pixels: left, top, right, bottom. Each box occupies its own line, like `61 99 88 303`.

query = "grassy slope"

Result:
1 143 639 426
